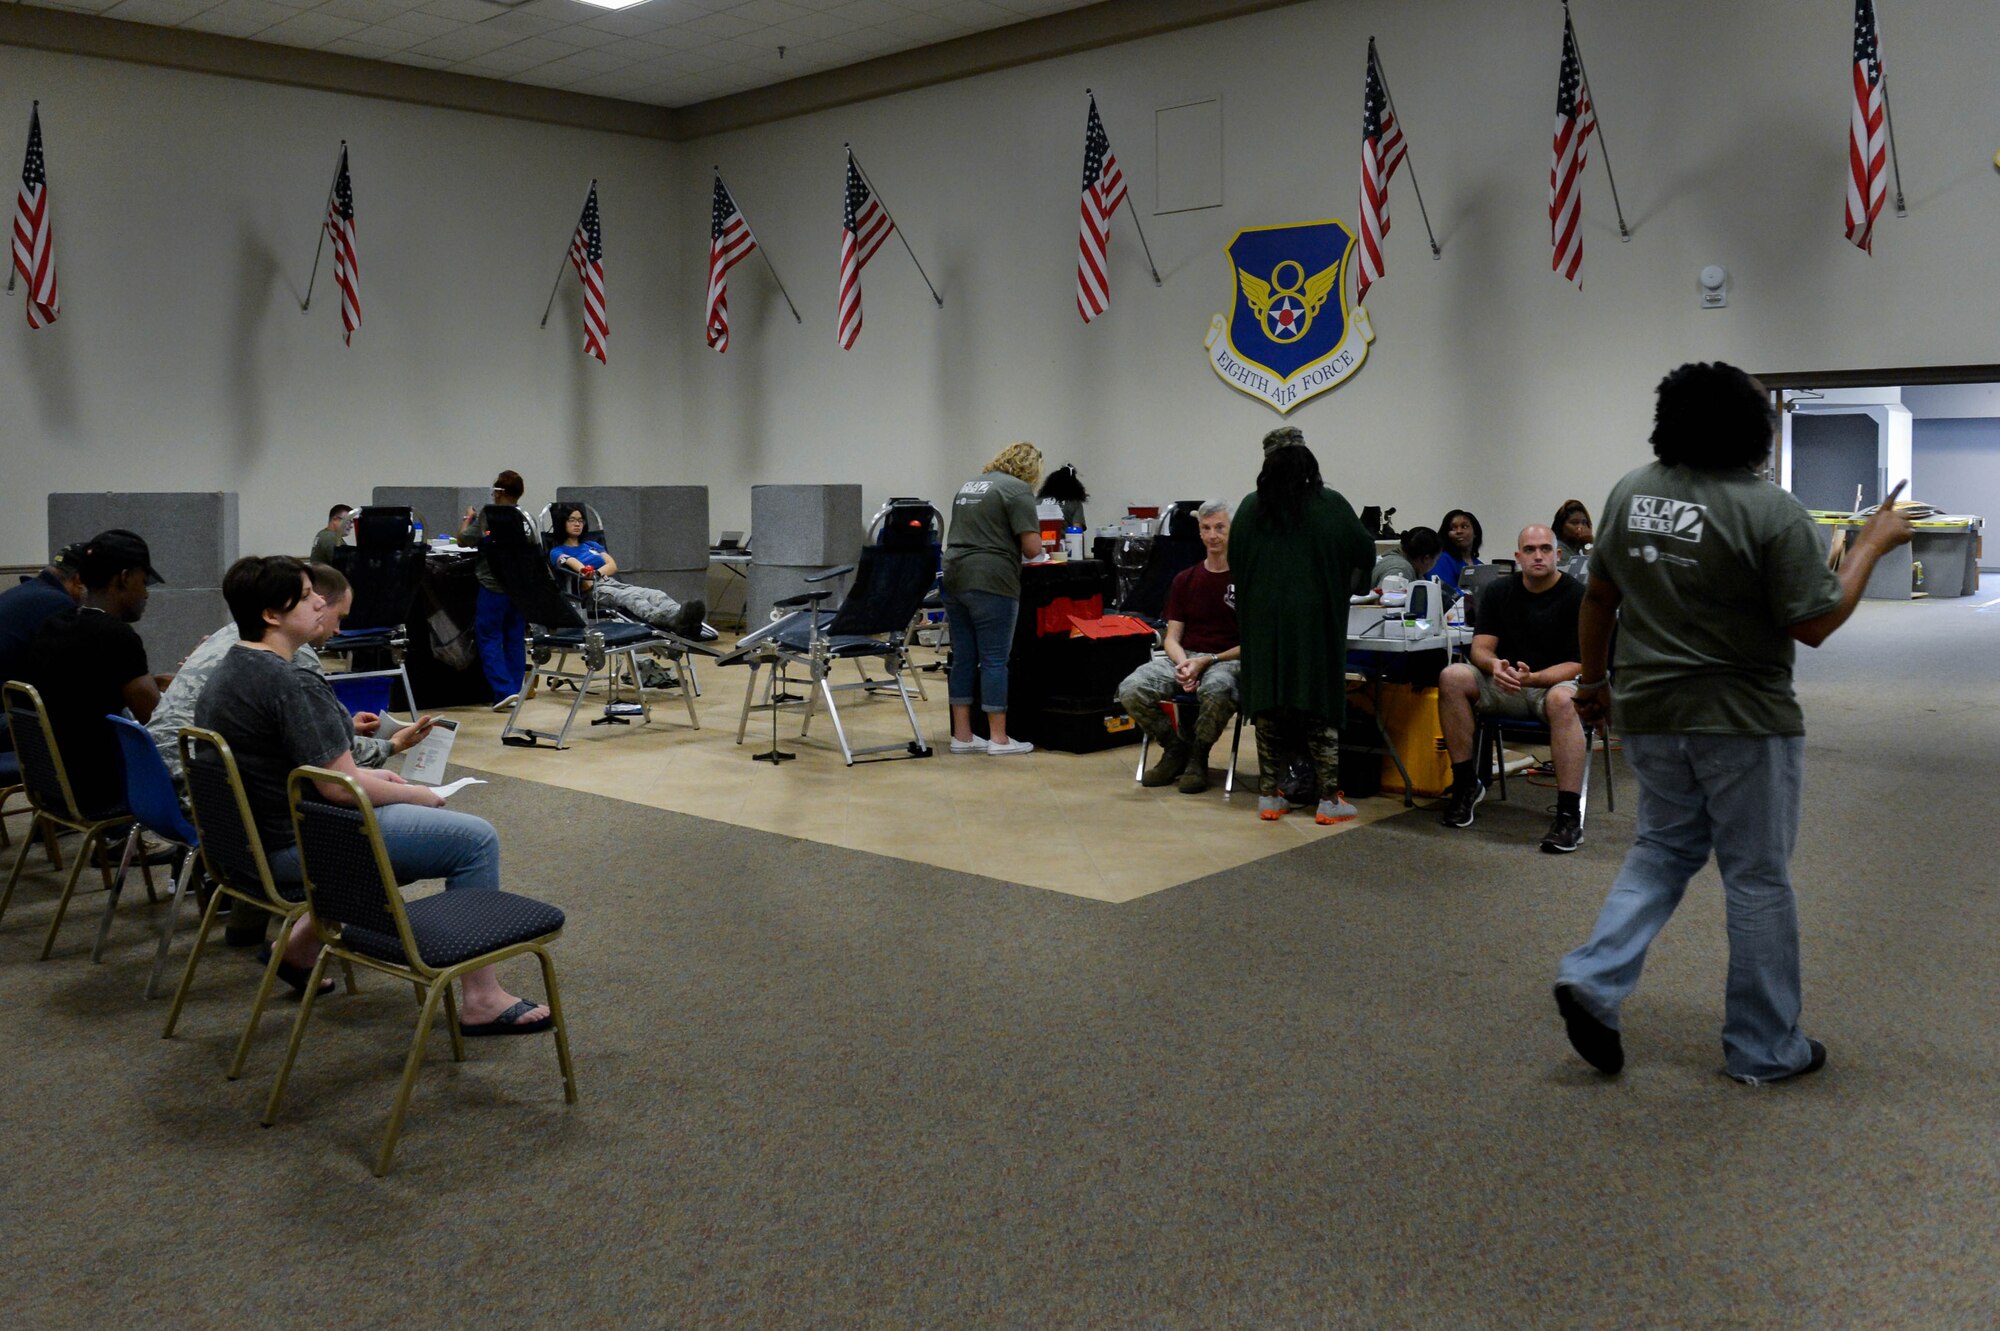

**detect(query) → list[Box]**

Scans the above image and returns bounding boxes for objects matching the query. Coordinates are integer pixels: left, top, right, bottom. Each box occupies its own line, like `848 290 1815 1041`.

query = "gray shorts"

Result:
1476 672 1574 723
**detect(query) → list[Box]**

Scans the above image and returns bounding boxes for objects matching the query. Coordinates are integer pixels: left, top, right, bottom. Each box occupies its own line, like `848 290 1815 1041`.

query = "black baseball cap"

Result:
75 529 165 585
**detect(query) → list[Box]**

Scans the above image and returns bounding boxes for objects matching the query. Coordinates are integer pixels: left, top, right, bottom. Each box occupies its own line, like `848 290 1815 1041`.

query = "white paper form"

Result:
400 718 459 784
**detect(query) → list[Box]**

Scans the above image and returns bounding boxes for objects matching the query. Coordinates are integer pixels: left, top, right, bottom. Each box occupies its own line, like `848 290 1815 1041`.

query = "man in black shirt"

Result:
1436 524 1589 852
0 542 84 753
19 531 163 816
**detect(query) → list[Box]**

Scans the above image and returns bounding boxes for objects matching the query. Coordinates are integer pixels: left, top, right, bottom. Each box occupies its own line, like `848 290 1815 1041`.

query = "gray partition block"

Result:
750 484 862 566
48 492 238 586
136 588 228 671
621 569 708 608
372 486 494 537
746 563 846 626
640 487 710 570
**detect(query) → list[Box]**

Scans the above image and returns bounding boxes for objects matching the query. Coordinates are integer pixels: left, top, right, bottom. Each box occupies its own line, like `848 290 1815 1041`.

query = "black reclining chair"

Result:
869 498 945 694
325 505 426 715
1118 500 1205 628
474 505 712 749
536 500 713 696
721 541 938 766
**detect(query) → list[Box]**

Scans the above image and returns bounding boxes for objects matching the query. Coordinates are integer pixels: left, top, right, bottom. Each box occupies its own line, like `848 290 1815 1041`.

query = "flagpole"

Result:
1563 6 1631 242
1871 3 1909 217
541 178 594 328
849 146 944 308
300 140 345 313
1088 91 1162 285
1365 43 1441 260
717 167 801 323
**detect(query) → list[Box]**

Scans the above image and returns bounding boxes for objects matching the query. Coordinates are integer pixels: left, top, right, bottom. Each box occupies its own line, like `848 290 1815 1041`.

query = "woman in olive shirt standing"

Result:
942 442 1045 756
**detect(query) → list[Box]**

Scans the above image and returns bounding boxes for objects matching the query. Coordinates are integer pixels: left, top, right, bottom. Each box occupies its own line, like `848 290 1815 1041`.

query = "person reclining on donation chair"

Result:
193 555 547 1034
547 502 706 639
1436 524 1588 853
1116 500 1240 794
1370 525 1442 589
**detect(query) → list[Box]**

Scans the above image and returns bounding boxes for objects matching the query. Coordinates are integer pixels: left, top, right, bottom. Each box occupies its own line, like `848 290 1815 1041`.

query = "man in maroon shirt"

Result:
1116 501 1241 793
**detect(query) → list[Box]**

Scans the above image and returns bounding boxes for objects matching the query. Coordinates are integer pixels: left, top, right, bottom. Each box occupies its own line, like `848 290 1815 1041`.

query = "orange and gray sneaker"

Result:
1315 792 1358 825
1257 795 1288 820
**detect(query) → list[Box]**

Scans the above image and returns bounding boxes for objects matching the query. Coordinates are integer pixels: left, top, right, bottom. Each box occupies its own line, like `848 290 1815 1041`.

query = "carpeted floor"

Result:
1 597 1995 1328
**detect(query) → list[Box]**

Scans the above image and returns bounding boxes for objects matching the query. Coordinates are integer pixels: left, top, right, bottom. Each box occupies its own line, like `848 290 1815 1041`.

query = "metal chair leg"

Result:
374 980 449 1176
228 917 294 1079
0 823 38 927
39 842 98 960
163 885 230 1038
262 950 332 1128
90 827 143 963
145 852 199 999
534 947 578 1105
735 662 762 743
444 984 465 1063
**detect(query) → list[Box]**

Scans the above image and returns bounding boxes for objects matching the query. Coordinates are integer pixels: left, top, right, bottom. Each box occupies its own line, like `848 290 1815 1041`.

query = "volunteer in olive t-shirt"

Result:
941 442 1046 756
1553 360 1913 1086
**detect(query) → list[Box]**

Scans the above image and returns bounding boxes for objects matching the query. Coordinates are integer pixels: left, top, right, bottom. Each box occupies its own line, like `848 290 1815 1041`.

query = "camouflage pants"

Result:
591 577 684 628
1252 708 1341 800
1115 657 1240 746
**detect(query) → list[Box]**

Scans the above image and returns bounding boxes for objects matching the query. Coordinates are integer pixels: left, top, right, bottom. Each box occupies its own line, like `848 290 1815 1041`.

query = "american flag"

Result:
1845 0 1887 253
837 150 893 350
567 182 606 363
1075 93 1127 323
1356 42 1406 305
12 104 58 329
706 175 755 352
1549 16 1596 286
327 145 359 345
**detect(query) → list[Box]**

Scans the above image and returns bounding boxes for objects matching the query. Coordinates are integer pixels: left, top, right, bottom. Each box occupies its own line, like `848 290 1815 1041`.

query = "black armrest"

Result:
804 564 856 584
773 591 833 609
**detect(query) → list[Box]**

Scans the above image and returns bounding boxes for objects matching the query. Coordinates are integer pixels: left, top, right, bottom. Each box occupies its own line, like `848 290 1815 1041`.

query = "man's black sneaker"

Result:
1540 809 1584 853
1554 983 1624 1074
1438 782 1484 828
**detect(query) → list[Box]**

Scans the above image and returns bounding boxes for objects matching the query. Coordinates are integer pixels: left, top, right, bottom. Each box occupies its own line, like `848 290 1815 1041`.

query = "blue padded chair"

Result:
0 681 135 961
106 715 204 992
266 766 574 1176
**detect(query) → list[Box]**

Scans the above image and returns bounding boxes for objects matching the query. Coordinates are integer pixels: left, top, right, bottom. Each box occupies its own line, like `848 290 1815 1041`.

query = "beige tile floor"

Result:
434 643 1420 903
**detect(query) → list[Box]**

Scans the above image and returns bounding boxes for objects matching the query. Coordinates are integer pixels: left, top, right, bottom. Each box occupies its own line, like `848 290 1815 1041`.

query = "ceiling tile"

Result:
484 34 579 62
256 11 369 45
539 44 635 72
177 0 282 37
827 0 917 21
408 26 521 59
451 46 547 74
320 34 407 55
312 0 433 21
680 9 764 38
410 0 501 21
380 49 452 66
477 10 564 37
105 0 220 23
723 0 813 22
369 9 459 37
347 22 428 47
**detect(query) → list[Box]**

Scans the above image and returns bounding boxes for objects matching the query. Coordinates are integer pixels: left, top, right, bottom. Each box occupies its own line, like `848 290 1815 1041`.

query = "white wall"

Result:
0 44 690 563
3 0 1999 564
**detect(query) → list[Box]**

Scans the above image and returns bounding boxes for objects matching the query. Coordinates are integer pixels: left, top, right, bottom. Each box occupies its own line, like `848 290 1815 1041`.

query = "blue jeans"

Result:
1556 732 1814 1082
269 804 502 891
474 586 527 703
943 588 1019 713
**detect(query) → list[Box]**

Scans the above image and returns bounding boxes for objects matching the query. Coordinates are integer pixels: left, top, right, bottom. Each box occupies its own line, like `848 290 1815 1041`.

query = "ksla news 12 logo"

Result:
1204 219 1375 414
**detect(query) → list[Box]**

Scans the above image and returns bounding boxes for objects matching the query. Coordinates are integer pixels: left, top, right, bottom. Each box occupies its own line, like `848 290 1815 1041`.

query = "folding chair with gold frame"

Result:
0 680 144 960
164 727 357 1079
265 766 575 1176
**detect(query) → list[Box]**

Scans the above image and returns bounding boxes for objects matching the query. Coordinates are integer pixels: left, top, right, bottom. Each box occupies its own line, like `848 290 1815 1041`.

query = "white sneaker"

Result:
986 738 1035 756
491 693 521 712
948 736 990 753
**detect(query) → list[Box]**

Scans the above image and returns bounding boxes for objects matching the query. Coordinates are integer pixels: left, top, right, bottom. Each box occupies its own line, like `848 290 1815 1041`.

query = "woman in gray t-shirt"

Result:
940 442 1045 756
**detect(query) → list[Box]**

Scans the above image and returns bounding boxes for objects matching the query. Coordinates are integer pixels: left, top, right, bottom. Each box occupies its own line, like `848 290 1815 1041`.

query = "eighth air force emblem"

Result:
1203 219 1375 414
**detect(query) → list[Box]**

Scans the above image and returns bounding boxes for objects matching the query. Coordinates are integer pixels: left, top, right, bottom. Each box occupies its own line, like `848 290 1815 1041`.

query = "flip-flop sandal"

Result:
460 997 553 1037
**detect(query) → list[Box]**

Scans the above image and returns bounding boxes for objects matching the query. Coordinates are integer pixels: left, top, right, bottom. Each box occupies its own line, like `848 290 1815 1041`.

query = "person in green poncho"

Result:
1229 427 1376 823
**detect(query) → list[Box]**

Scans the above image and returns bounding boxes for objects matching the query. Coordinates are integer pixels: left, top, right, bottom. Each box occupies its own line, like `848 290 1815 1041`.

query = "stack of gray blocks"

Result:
47 491 237 668
748 484 864 624
556 486 710 609
370 486 499 541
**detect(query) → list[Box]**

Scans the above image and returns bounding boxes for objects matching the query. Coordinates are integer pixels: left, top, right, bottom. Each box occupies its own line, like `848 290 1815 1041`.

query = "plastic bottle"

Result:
412 518 425 546
1063 525 1086 562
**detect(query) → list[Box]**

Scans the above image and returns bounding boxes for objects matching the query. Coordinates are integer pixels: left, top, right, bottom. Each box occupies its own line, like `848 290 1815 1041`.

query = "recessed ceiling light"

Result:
573 0 654 9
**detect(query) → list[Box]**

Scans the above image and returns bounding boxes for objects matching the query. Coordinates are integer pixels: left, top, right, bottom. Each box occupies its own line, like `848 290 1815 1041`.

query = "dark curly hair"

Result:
1650 362 1776 470
1255 443 1323 530
1037 464 1089 504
